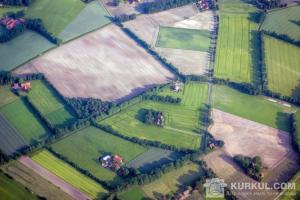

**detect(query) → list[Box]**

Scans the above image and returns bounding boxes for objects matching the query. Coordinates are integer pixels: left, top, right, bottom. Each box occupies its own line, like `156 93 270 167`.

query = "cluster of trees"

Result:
26 18 60 44
94 123 195 153
142 109 165 127
113 14 136 23
248 0 286 9
0 0 32 6
213 78 260 95
138 0 197 14
0 150 9 165
64 98 114 119
233 155 262 181
0 72 44 85
144 94 181 104
291 113 300 153
0 11 26 43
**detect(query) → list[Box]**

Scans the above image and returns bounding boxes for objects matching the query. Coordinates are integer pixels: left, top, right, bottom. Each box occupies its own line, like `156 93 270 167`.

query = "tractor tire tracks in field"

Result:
19 156 91 200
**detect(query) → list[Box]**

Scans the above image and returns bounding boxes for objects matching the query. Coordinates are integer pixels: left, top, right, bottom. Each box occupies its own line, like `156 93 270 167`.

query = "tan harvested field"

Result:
15 25 175 102
19 156 91 200
1 161 73 200
204 109 300 200
210 109 295 169
124 6 214 75
101 0 139 16
156 48 209 75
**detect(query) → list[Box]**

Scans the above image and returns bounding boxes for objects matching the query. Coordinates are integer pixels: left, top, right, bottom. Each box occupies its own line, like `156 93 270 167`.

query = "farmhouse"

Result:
172 81 182 92
0 16 25 30
100 155 123 171
196 0 210 11
11 82 31 91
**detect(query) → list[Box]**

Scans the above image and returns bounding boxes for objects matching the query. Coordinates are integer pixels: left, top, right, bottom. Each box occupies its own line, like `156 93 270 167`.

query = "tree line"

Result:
0 0 32 6
143 94 181 104
137 0 197 14
291 113 300 153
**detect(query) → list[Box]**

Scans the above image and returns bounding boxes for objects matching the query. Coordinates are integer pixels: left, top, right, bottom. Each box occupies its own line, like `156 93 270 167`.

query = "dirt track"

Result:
19 156 91 200
14 25 175 102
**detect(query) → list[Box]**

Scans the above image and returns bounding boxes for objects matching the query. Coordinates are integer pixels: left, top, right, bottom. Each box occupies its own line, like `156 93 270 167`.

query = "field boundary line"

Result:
164 126 200 136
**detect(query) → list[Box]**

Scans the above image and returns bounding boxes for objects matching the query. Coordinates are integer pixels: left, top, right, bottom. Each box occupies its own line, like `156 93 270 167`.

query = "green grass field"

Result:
279 171 300 200
0 172 38 200
218 0 257 13
261 6 300 41
58 0 110 42
25 0 85 36
100 83 207 150
32 150 108 199
119 162 203 199
0 99 49 143
0 86 18 108
212 85 295 132
214 13 258 83
264 35 300 99
51 126 147 185
27 80 75 126
0 6 23 17
156 27 211 51
0 31 55 71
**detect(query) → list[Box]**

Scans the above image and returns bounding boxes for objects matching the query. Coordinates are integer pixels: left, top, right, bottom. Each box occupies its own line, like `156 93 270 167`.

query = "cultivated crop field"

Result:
264 35 300 99
214 14 258 83
0 86 18 108
156 27 211 51
58 1 110 42
31 150 108 199
51 126 147 185
1 161 73 200
15 25 175 102
261 6 300 41
0 99 49 143
212 85 294 132
27 80 76 126
0 31 55 71
0 172 38 200
101 83 207 150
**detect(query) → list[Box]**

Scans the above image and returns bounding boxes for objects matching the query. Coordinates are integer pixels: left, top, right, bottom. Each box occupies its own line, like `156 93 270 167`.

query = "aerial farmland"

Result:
0 0 300 199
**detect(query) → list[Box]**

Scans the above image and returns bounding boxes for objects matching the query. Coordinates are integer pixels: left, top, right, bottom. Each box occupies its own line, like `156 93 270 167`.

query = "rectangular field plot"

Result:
0 113 28 155
27 80 76 126
0 31 55 71
156 27 211 51
51 126 147 185
212 85 294 132
279 171 300 200
101 83 207 150
32 150 108 199
25 0 85 36
264 36 300 99
0 86 18 108
214 14 258 83
261 6 300 41
0 99 49 143
59 0 110 42
0 172 38 200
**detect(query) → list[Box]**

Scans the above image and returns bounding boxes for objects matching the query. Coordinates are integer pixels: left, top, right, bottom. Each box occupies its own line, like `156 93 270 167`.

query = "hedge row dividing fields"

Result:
214 14 258 83
263 35 300 99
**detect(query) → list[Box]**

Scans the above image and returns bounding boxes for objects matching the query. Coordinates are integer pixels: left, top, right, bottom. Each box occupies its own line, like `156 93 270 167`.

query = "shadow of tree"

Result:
250 30 263 89
289 19 300 27
275 112 291 133
291 79 300 100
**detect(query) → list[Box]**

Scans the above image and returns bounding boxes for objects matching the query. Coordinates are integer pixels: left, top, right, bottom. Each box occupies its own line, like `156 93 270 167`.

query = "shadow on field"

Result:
250 30 263 88
275 112 291 133
291 80 300 100
248 12 262 24
289 19 300 27
176 167 202 186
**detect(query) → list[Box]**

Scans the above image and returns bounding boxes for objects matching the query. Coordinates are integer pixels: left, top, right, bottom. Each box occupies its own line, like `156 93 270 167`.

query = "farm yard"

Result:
0 172 38 200
30 150 108 199
263 35 300 99
51 126 147 185
0 31 55 71
156 27 211 51
1 161 73 200
124 5 214 75
100 82 207 150
212 85 294 132
261 5 300 41
14 25 175 102
27 80 76 126
0 99 49 143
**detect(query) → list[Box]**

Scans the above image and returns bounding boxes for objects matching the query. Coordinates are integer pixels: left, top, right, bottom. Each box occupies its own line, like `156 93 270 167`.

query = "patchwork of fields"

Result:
263 35 300 99
51 126 147 185
101 83 207 150
31 150 108 199
156 27 211 51
27 80 76 126
261 5 300 41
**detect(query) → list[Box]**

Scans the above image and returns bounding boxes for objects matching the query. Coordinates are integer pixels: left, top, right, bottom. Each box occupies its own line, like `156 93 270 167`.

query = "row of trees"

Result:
213 78 260 95
0 72 44 85
233 155 262 181
138 0 197 14
113 14 136 23
248 0 286 9
0 0 32 6
291 113 300 153
143 94 181 104
64 97 114 119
